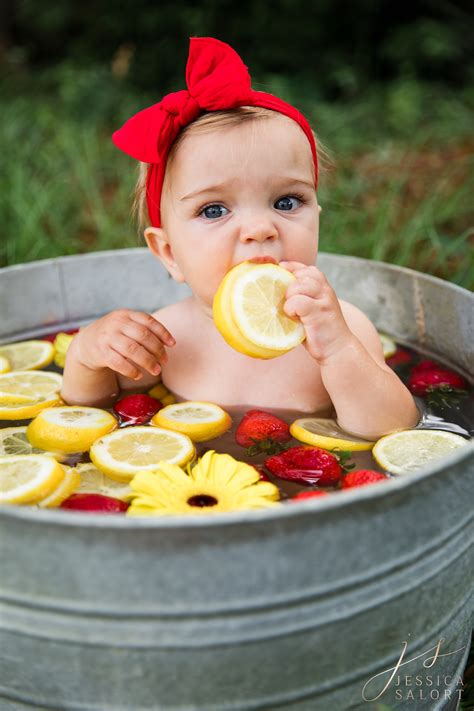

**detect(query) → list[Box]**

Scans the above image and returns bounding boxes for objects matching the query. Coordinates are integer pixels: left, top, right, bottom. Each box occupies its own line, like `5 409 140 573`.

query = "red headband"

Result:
112 36 318 227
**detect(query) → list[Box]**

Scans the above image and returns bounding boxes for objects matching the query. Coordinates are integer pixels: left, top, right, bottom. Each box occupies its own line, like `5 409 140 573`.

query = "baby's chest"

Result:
161 335 333 414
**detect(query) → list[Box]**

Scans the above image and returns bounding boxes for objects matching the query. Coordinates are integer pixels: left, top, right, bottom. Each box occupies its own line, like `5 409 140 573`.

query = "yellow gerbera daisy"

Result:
126 449 280 516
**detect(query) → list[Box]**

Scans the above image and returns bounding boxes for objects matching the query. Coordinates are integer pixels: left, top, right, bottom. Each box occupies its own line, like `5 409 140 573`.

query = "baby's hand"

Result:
71 310 175 380
279 261 353 363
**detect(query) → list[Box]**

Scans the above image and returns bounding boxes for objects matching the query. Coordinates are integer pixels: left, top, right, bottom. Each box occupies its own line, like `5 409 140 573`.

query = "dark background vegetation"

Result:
1 0 473 287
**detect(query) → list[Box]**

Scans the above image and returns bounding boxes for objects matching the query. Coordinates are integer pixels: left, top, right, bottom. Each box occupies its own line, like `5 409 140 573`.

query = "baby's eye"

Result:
274 195 304 211
199 203 229 220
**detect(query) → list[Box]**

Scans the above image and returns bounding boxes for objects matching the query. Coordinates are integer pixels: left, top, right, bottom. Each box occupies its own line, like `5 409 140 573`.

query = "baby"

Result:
62 37 419 440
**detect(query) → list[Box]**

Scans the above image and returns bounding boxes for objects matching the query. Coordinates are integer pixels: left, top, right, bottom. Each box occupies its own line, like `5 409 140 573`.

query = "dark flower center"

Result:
187 494 218 508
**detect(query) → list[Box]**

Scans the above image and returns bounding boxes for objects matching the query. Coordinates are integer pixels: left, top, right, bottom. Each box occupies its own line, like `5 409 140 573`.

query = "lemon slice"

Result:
0 355 11 374
213 262 283 359
74 462 132 500
37 465 81 508
0 340 55 371
372 429 471 475
379 333 397 359
151 401 232 442
0 371 63 420
0 426 66 460
290 417 374 451
0 454 65 504
26 406 117 454
90 426 196 482
148 383 170 400
231 263 306 353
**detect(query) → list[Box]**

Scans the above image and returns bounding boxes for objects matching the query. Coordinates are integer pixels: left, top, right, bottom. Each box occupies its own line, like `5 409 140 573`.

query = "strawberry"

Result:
341 470 388 489
42 328 79 343
386 348 412 368
408 363 467 397
290 490 329 502
235 409 291 455
114 394 163 425
61 493 129 513
264 445 342 486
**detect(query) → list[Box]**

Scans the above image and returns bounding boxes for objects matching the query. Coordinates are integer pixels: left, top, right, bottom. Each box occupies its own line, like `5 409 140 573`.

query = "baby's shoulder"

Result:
338 299 385 365
151 297 195 332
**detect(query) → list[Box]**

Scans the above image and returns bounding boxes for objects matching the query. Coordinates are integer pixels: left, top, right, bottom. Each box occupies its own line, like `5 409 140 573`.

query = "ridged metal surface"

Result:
0 250 472 710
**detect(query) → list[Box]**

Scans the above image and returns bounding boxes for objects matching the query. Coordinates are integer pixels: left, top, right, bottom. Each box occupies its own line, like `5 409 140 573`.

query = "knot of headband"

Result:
112 36 318 227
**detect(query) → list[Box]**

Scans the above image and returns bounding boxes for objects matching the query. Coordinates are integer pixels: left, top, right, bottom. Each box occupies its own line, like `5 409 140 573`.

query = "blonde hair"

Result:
132 105 333 233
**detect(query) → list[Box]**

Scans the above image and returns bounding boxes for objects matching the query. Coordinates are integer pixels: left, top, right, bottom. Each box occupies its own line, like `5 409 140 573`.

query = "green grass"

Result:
1 67 473 288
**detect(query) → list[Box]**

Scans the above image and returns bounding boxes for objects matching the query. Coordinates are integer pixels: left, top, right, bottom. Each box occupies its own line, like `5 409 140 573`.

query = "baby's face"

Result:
147 115 320 311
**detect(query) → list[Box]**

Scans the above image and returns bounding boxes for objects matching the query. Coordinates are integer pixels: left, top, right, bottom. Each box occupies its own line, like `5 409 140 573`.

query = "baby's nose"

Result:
239 217 278 243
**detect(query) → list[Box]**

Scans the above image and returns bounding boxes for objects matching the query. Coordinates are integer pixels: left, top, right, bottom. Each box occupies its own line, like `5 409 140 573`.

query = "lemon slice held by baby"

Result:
290 417 375 451
90 426 195 482
27 406 117 454
372 429 471 475
0 371 63 420
151 401 232 442
0 455 65 505
213 261 305 358
0 340 55 371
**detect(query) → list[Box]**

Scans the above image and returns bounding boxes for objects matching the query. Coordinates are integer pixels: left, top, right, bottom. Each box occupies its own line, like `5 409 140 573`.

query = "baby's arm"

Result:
61 310 175 407
281 261 419 440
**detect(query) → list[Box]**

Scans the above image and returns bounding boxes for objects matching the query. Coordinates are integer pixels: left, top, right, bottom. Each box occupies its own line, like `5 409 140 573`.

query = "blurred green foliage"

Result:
3 0 473 99
0 1 472 287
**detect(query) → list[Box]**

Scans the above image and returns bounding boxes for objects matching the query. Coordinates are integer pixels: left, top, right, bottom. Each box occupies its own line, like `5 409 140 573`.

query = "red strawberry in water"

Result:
408 362 467 397
341 470 388 489
386 348 412 368
61 494 129 513
235 409 291 455
290 490 330 502
264 445 342 486
114 394 163 425
42 328 79 343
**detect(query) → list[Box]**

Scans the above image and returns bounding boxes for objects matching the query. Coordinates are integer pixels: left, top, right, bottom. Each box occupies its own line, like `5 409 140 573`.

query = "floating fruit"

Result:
372 429 470 475
0 339 55 371
60 493 128 513
53 332 75 368
290 490 330 501
0 371 63 420
213 261 305 358
378 333 397 359
0 426 65 460
341 470 388 489
114 394 163 425
0 455 65 505
37 466 81 508
27 406 117 454
90 426 196 482
152 401 232 442
0 355 11 374
408 362 467 396
264 445 342 486
290 417 374 451
74 462 132 500
235 409 291 454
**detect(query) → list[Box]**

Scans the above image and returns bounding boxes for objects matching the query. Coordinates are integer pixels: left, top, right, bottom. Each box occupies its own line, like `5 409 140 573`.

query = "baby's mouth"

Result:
243 256 278 265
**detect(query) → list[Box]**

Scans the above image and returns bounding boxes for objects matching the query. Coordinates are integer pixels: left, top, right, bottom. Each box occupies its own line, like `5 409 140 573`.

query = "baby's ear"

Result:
144 226 185 283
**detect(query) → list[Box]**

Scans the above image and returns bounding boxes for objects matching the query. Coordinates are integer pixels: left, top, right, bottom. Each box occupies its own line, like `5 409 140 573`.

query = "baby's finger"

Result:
120 322 169 363
113 335 163 376
279 260 308 272
284 294 317 321
128 311 176 347
106 348 142 381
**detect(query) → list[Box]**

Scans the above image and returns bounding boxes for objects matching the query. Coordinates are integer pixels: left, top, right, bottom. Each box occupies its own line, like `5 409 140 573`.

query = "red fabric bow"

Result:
113 37 318 227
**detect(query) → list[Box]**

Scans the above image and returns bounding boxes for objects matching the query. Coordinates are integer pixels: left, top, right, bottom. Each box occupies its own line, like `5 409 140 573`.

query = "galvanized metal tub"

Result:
0 249 472 711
